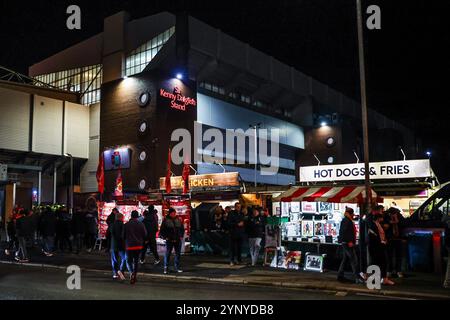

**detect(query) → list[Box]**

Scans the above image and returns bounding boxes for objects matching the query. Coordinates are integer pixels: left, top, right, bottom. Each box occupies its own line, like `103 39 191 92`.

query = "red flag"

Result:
96 153 105 194
114 167 123 197
165 148 172 194
182 162 190 194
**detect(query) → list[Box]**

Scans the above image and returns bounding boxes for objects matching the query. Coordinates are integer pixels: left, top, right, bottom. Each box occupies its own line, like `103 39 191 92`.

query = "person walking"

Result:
71 208 85 254
337 207 364 284
140 206 160 265
160 208 185 274
106 208 118 251
39 207 56 256
15 209 34 262
368 210 394 286
4 216 18 257
123 210 147 284
228 202 245 266
247 208 264 266
109 212 127 280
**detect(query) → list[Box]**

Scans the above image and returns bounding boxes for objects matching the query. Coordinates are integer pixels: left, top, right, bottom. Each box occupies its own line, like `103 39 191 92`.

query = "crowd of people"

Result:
337 204 450 287
106 205 185 284
4 205 98 262
3 201 449 288
208 202 274 266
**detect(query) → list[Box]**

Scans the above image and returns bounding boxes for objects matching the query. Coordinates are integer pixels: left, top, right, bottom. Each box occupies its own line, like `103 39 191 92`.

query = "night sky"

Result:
1 0 448 180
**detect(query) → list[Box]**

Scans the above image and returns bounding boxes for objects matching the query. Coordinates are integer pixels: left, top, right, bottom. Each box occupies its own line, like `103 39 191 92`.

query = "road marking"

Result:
355 292 418 300
335 291 348 297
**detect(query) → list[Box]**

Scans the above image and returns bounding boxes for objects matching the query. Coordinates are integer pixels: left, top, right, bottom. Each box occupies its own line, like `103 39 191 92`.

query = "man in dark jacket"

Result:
123 210 147 284
85 209 98 252
160 208 185 274
15 209 35 262
247 208 265 266
337 207 364 284
71 208 85 254
140 206 160 265
39 207 56 256
109 212 127 280
105 208 118 251
228 202 245 266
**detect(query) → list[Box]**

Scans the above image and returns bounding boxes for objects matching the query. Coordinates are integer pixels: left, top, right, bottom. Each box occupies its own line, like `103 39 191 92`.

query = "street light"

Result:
249 123 261 188
426 151 431 158
64 153 73 214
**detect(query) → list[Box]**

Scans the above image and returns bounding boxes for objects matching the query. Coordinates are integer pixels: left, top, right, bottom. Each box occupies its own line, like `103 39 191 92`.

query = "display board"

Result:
280 201 360 244
304 253 326 272
269 247 302 270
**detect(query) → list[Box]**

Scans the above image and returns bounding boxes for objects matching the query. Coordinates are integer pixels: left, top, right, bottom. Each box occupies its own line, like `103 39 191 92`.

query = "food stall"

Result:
272 185 381 270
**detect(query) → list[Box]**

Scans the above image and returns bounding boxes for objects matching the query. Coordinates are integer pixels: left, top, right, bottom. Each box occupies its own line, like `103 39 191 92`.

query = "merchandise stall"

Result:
272 185 381 270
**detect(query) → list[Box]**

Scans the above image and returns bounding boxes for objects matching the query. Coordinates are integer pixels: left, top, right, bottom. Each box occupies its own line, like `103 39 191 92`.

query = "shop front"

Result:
282 158 443 273
159 171 242 254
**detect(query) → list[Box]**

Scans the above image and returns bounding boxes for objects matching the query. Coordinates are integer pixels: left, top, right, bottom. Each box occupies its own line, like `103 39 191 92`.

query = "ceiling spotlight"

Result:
320 121 327 127
176 73 183 80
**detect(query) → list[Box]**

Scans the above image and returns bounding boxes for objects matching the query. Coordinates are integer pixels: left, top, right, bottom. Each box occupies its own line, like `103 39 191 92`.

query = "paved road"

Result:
0 264 409 300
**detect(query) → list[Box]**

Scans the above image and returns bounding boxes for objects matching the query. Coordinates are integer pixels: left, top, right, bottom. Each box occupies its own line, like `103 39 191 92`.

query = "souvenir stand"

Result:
271 185 381 271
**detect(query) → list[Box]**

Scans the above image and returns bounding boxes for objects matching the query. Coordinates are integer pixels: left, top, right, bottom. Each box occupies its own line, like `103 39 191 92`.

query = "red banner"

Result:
96 153 105 194
165 148 172 194
182 162 190 194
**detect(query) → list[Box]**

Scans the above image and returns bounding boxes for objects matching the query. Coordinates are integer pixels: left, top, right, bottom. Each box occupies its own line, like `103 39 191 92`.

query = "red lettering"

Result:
159 87 197 111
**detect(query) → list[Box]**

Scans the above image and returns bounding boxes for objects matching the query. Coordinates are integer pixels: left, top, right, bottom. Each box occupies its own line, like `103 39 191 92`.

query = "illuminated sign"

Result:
159 86 197 111
159 172 239 190
103 148 131 171
299 159 431 182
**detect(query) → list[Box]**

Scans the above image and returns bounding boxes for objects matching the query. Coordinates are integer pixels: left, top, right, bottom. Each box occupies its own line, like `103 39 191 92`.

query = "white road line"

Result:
355 292 418 300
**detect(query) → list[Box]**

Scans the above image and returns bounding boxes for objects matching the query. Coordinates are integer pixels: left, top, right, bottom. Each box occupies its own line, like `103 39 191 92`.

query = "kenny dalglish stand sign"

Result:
299 159 431 182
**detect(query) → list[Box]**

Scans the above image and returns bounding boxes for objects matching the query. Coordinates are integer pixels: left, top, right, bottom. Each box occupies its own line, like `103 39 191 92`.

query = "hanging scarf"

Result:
375 220 387 244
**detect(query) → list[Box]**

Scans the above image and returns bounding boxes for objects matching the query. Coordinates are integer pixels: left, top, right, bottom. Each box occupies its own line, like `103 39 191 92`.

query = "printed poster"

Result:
301 202 317 214
301 220 314 237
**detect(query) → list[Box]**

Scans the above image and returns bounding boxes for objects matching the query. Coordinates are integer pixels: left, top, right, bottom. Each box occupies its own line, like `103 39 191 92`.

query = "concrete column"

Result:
38 171 42 205
12 182 16 208
53 166 57 204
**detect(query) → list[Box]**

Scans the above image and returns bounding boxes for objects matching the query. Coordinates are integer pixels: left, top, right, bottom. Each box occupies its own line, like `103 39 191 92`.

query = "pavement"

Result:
0 263 393 300
1 245 449 300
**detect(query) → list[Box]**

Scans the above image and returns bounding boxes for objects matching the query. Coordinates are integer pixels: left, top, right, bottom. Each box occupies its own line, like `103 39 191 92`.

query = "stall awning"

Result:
273 185 379 203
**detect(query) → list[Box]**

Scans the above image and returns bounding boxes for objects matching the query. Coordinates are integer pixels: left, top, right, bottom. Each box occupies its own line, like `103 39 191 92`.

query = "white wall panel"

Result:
80 103 100 193
80 138 99 193
0 88 30 151
64 102 89 159
32 95 63 155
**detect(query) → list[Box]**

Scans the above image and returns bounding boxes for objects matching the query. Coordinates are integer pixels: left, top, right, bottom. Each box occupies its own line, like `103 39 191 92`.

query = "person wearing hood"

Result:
123 210 147 284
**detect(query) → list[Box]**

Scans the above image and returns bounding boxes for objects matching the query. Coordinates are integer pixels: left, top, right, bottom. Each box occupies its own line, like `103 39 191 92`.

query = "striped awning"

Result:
273 185 379 203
